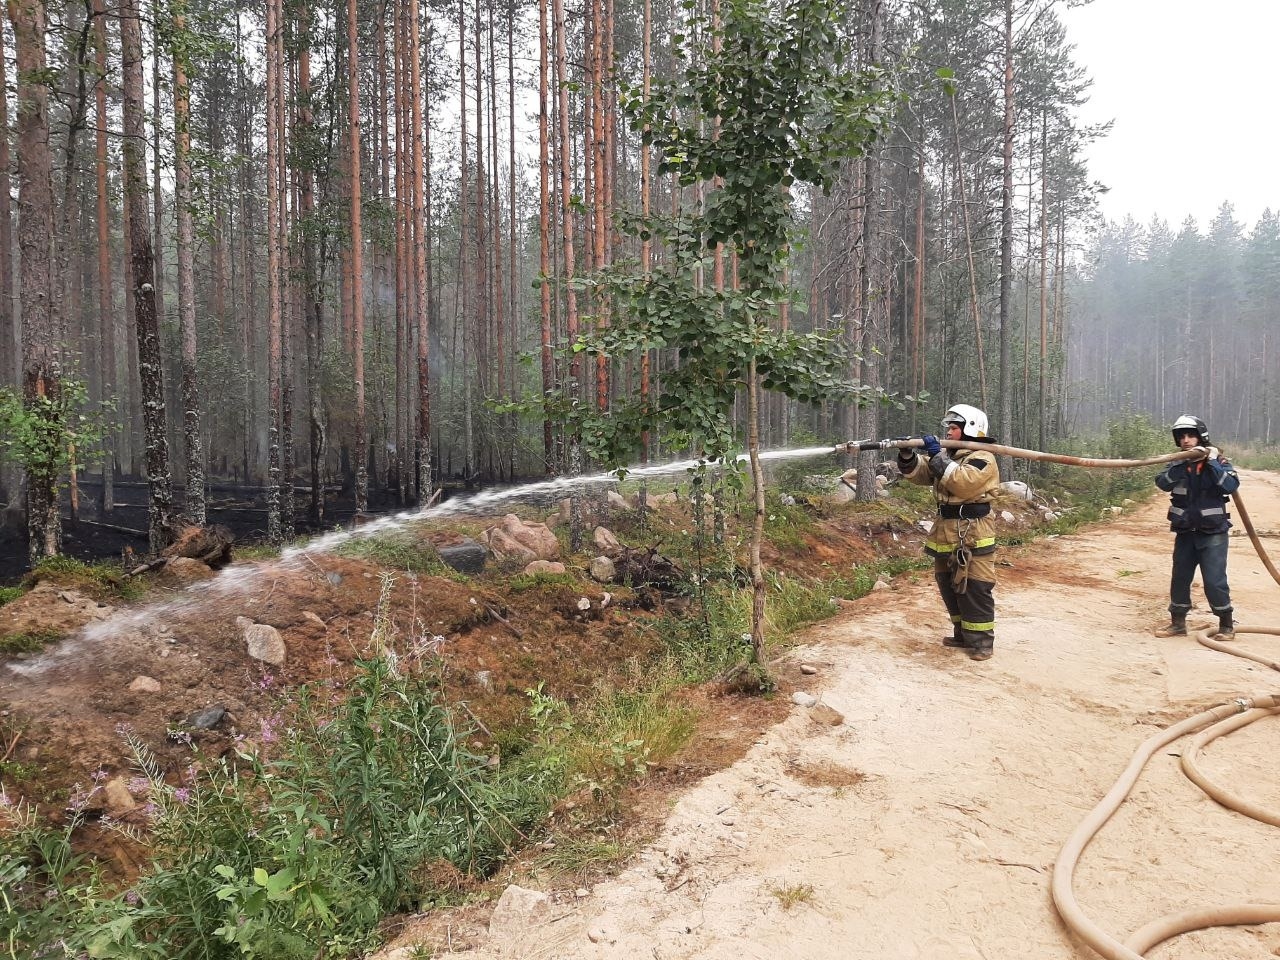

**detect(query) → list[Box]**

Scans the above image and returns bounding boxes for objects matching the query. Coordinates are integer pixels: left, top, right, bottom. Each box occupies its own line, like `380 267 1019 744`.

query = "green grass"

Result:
768 881 816 910
335 531 459 577
27 555 146 602
534 834 640 881
508 570 579 592
0 585 26 606
0 628 63 657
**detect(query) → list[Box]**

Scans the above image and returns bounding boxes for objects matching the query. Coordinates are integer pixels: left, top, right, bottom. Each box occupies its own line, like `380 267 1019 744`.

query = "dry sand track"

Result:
383 470 1280 960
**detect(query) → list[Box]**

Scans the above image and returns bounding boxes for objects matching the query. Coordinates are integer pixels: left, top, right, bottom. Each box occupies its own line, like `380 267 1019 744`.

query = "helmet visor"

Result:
1173 428 1200 440
941 415 965 429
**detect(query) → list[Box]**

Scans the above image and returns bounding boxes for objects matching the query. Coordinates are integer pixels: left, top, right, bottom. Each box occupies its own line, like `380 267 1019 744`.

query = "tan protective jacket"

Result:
900 446 1001 557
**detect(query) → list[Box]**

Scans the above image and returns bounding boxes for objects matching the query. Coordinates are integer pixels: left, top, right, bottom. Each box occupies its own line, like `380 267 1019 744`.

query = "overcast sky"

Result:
1058 0 1279 232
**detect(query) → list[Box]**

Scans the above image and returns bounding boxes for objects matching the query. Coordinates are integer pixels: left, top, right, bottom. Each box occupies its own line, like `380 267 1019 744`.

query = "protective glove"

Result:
921 434 942 457
1206 446 1221 461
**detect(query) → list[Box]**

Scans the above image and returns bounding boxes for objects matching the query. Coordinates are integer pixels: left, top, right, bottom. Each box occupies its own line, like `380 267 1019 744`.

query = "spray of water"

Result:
6 446 838 676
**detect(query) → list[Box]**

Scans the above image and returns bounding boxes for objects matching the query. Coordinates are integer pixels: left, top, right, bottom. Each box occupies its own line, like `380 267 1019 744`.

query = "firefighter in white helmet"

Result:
897 404 1002 661
1153 415 1239 639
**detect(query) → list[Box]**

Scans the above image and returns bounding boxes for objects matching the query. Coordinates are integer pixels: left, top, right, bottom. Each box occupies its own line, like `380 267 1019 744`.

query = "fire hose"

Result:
839 435 1280 957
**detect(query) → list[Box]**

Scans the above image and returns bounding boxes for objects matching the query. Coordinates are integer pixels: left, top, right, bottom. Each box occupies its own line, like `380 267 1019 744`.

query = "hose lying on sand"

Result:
838 435 1280 957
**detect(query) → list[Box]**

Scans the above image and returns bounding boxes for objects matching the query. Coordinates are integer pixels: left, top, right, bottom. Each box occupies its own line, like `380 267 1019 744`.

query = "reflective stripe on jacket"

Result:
1154 456 1239 534
900 446 1001 557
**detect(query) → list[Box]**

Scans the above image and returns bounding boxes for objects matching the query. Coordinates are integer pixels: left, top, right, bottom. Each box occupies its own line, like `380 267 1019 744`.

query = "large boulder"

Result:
480 514 560 564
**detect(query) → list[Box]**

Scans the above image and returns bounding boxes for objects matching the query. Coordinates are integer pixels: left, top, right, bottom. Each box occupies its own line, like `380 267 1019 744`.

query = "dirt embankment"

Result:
378 470 1280 960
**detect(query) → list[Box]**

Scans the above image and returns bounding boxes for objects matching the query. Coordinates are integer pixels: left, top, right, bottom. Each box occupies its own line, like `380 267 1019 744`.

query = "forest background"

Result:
1 0 1277 565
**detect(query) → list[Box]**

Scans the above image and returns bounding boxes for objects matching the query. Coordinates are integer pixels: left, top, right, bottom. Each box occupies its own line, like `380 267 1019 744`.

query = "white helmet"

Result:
1171 414 1209 445
942 404 989 440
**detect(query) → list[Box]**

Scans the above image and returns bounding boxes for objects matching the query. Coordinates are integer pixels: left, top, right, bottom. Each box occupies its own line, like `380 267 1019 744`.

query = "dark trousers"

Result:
1168 530 1232 616
933 552 996 648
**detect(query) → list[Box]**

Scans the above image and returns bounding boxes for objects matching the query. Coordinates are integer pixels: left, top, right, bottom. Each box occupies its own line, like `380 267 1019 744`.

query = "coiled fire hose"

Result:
838 436 1280 957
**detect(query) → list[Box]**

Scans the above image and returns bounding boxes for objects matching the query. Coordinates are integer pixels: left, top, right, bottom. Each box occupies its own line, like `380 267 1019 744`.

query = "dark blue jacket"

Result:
1154 456 1240 534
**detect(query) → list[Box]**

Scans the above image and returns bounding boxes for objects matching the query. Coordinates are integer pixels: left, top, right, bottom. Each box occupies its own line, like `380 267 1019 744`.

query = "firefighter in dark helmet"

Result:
1153 415 1239 639
898 404 1001 661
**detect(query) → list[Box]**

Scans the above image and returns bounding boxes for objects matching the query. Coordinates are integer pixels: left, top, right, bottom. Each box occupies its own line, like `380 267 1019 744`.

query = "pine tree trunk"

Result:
121 0 175 553
264 0 283 541
348 0 368 513
173 11 205 525
537 0 554 472
997 0 1014 451
0 32 12 389
409 0 431 502
92 0 114 515
11 0 61 560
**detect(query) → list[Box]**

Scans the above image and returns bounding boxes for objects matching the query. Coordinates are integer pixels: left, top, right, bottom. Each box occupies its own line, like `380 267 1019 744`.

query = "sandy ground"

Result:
384 470 1280 960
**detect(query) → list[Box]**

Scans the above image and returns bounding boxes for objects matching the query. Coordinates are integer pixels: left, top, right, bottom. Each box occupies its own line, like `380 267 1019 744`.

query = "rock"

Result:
588 556 617 583
592 526 623 556
301 611 327 628
523 560 566 575
999 480 1033 501
475 670 493 692
792 692 818 707
102 776 137 814
128 675 162 693
1041 509 1058 522
916 519 934 534
840 467 858 485
800 663 818 675
871 578 889 591
158 556 216 585
438 538 487 574
809 703 845 727
488 885 551 938
606 490 630 511
1000 510 1016 523
186 705 227 730
235 616 286 666
481 515 560 564
829 483 856 504
587 926 618 945
576 597 593 612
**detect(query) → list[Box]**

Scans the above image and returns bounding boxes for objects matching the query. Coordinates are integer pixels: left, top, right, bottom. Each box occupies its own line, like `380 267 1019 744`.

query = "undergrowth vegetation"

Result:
0 422 1182 957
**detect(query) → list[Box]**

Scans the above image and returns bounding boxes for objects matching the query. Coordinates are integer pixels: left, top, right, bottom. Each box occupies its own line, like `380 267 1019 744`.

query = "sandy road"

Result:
384 470 1280 960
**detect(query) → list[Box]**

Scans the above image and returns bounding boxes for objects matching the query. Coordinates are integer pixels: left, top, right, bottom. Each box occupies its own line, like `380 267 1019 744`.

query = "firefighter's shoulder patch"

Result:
966 457 989 471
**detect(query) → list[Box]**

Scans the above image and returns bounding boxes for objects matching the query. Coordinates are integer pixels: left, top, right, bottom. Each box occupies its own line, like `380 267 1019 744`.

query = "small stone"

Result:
587 927 617 945
103 776 136 814
186 705 227 730
792 692 818 708
128 675 162 693
809 703 845 727
800 664 818 675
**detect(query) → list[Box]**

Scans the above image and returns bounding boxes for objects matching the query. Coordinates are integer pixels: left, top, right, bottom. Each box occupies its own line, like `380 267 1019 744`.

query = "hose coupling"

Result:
1231 697 1252 713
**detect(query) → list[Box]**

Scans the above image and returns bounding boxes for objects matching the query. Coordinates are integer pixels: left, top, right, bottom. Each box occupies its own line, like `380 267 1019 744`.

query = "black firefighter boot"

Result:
965 632 994 661
942 624 968 648
1216 609 1235 640
1154 612 1187 638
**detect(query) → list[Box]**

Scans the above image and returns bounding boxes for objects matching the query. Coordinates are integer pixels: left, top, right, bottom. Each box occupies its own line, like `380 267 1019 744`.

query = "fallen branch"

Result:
484 604 524 639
